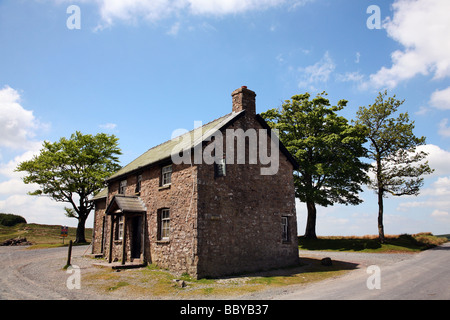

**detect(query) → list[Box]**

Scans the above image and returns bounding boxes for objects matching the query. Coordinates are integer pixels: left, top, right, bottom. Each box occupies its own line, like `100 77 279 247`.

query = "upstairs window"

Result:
135 174 142 194
214 158 226 178
119 180 127 195
161 165 172 186
282 216 289 242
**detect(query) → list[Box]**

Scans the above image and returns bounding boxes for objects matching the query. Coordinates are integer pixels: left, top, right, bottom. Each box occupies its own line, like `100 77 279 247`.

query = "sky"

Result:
0 0 449 236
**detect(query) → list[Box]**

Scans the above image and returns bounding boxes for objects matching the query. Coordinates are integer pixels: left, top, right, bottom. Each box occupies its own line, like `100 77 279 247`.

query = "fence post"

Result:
66 240 73 268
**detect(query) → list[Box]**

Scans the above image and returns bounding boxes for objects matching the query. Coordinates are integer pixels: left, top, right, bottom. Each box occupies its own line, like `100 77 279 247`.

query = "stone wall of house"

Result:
92 199 106 255
196 112 299 278
91 86 299 279
103 162 199 276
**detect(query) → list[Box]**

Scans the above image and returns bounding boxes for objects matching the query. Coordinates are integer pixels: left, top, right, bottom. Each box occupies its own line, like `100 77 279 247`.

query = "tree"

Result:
355 91 433 243
16 131 121 243
262 92 369 239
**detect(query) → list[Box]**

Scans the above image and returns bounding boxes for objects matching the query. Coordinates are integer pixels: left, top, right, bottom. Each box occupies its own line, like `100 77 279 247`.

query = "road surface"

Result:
0 243 448 300
264 242 450 300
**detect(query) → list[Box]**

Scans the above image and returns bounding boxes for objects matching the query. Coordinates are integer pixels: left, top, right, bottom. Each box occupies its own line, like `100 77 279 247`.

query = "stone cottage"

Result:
91 86 299 279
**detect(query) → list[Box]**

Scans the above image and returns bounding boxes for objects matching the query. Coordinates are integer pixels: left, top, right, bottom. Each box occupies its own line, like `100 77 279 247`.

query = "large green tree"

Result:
16 131 121 243
262 92 369 239
355 91 433 243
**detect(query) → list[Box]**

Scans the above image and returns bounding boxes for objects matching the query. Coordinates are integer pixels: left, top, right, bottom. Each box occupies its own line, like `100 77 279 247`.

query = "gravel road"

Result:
0 245 107 300
242 243 450 300
1 244 448 300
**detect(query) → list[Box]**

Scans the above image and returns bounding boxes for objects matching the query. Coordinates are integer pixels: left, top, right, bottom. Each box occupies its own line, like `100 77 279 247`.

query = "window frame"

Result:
214 158 226 178
161 165 172 186
119 179 127 195
117 215 124 241
135 174 142 194
158 208 170 241
281 216 289 242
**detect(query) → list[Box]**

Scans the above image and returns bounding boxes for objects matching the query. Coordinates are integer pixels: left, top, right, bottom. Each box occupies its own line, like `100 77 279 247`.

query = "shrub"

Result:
0 213 27 226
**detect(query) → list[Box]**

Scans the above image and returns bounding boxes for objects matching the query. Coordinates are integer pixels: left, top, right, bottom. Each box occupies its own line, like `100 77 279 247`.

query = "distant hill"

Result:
0 213 27 226
0 222 92 247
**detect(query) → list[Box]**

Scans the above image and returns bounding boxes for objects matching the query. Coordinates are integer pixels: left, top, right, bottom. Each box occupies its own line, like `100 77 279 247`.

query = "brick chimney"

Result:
231 86 256 114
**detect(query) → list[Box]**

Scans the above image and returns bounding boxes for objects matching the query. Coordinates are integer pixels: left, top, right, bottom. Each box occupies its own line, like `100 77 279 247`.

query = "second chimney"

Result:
231 86 256 114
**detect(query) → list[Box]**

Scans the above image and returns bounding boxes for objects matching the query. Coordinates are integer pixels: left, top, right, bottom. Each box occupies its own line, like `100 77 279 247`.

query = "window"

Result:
282 216 289 242
119 180 127 194
135 174 142 194
158 209 170 240
117 216 124 240
161 165 172 186
214 158 226 177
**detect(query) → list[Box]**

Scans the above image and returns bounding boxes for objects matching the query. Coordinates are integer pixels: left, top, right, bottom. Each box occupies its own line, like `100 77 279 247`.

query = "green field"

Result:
298 233 448 253
0 222 92 248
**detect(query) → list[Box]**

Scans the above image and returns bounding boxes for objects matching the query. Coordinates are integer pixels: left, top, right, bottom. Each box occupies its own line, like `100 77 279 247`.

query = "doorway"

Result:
131 216 142 259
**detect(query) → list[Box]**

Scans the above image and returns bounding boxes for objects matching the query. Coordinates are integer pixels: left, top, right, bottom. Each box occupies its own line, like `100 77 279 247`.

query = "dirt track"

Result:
0 245 107 300
0 244 423 300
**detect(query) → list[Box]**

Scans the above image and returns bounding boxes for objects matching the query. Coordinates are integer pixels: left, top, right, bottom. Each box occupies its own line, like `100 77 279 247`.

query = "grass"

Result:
83 259 356 299
0 223 92 248
298 232 448 253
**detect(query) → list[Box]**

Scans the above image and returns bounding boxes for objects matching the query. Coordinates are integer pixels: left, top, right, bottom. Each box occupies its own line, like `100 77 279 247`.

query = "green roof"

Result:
107 111 244 182
91 187 108 201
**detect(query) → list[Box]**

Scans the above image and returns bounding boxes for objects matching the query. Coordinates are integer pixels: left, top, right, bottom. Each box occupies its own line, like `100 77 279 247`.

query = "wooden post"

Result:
141 214 145 261
108 215 114 263
121 215 127 265
66 240 73 267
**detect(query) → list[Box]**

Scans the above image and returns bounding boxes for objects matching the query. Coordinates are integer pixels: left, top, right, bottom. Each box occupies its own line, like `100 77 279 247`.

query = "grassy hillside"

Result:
0 223 92 247
298 233 448 253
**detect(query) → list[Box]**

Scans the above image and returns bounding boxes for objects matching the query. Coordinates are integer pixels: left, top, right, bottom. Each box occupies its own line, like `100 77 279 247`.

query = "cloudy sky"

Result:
0 0 449 236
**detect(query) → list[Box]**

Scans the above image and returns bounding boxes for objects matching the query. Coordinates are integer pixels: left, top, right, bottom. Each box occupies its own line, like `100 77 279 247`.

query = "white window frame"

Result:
162 165 172 186
160 209 170 240
118 216 124 240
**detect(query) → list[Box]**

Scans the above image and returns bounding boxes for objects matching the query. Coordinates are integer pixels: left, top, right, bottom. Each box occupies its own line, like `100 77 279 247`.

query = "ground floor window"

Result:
158 208 170 240
116 215 124 240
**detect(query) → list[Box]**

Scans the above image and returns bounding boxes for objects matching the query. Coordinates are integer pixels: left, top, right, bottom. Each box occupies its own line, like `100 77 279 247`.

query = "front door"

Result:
131 216 142 259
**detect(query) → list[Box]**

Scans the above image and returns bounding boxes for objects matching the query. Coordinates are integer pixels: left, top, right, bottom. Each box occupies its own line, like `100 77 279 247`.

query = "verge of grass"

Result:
83 259 356 299
298 232 447 253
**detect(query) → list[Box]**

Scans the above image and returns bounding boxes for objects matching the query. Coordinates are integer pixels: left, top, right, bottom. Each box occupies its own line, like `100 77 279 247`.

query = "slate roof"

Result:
106 194 146 214
104 109 299 184
106 110 245 182
91 187 107 201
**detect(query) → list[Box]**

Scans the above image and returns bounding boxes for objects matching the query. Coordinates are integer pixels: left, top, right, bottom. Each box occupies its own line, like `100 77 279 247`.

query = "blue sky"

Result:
1 0 449 236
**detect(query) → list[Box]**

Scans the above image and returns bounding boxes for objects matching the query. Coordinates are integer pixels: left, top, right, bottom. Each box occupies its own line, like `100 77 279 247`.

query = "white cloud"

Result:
298 51 335 90
367 0 450 89
431 209 450 224
431 209 449 217
336 71 364 83
79 0 311 29
99 122 117 130
429 87 450 110
416 144 450 176
0 86 42 150
166 21 181 36
438 119 450 137
431 177 450 196
187 0 286 15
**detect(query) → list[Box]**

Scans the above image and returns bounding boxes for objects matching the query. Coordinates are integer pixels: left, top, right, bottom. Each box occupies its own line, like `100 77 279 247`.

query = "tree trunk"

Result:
75 214 87 243
377 189 385 243
304 200 317 239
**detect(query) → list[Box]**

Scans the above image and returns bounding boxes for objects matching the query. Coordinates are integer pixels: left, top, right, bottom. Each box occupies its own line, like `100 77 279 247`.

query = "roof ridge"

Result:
107 111 238 181
141 112 233 155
